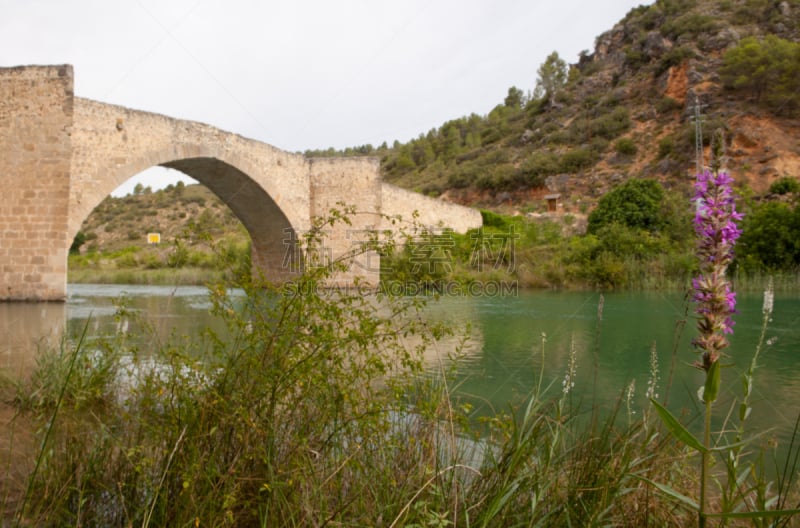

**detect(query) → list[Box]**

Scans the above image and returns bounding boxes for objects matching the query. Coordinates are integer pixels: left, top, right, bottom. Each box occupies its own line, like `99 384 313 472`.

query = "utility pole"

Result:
690 95 707 175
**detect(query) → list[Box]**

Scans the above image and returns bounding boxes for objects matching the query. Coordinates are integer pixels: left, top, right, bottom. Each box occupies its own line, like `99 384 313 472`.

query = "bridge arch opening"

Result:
70 157 304 284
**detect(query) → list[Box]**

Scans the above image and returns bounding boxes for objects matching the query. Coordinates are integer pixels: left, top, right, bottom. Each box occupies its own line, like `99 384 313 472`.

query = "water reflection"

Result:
0 302 65 376
2 285 799 455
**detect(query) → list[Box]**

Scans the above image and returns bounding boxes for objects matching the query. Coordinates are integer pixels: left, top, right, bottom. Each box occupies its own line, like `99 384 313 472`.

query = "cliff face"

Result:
579 0 800 195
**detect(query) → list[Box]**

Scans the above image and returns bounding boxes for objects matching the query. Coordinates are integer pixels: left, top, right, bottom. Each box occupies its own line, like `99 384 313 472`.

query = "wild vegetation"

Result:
7 2 800 523
69 182 251 285
5 199 800 525
70 0 799 289
306 0 798 206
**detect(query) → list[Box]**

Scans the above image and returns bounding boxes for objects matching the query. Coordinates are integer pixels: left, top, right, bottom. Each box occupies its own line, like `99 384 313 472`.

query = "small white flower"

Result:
646 344 660 400
562 336 578 395
763 289 774 315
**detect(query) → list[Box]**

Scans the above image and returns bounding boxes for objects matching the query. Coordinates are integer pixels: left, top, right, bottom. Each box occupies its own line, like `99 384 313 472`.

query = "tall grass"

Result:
67 266 226 286
2 208 799 526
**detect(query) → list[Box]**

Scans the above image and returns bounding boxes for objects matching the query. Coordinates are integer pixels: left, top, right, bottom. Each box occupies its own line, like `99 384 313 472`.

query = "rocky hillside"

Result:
72 182 247 257
79 0 799 253
307 0 799 215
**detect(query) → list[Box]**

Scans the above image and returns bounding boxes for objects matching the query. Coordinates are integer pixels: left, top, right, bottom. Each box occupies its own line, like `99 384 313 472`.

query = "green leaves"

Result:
586 179 667 235
635 475 699 511
703 360 720 404
650 398 706 453
721 35 800 116
534 51 568 102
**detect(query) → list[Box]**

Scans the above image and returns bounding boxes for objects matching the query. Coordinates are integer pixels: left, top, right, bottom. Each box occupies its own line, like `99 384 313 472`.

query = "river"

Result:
2 284 799 455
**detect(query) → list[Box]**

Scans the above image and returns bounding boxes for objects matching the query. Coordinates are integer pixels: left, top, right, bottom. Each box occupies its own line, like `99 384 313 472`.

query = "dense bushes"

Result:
770 176 800 195
721 35 800 116
380 179 696 290
587 179 666 234
737 200 800 272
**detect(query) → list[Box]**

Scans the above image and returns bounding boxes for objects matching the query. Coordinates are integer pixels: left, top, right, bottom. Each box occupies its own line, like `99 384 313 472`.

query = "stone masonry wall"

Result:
309 157 383 286
381 183 482 234
70 98 313 244
0 65 73 300
1 64 482 299
70 98 314 284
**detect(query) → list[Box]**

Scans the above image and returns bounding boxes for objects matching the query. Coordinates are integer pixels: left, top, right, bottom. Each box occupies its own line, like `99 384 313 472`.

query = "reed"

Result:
2 206 799 526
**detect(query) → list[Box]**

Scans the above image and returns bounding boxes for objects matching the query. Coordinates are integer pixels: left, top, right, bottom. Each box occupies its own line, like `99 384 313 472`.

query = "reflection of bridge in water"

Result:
0 302 65 376
0 65 481 301
0 285 490 379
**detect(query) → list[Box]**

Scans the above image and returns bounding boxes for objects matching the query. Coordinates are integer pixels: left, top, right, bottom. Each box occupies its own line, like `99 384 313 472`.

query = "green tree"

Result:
769 176 800 195
737 201 800 271
534 51 568 103
720 35 800 115
69 231 86 255
504 86 524 108
587 179 666 234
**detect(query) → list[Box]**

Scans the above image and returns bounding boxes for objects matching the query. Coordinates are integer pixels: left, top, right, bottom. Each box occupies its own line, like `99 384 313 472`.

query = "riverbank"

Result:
0 276 694 525
0 402 34 526
68 266 227 286
3 275 799 525
66 263 800 294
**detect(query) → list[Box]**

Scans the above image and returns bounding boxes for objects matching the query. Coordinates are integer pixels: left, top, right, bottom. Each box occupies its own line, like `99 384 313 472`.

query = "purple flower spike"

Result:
691 170 743 372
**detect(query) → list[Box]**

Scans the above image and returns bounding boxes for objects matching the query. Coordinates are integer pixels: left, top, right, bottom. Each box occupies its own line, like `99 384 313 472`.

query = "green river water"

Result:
2 284 799 456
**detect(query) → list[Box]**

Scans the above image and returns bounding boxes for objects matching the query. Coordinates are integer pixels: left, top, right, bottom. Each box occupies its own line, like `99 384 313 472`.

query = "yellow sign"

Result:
147 233 161 244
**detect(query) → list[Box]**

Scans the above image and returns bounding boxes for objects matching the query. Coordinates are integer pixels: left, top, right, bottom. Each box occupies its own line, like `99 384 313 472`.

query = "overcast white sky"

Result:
1 0 649 195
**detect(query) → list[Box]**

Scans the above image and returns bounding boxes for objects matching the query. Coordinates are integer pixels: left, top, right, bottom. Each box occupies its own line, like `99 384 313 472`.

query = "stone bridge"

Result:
0 65 482 301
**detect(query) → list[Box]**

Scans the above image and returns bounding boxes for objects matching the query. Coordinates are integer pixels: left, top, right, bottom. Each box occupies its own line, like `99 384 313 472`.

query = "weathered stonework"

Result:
0 65 73 301
381 183 482 234
0 65 482 301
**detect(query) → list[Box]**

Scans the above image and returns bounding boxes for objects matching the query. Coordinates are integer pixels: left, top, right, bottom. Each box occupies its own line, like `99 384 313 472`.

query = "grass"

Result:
4 210 800 526
68 266 227 286
2 284 799 525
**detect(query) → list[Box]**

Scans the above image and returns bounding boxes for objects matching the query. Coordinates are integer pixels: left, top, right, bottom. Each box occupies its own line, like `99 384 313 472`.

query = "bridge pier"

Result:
0 65 482 301
0 65 73 301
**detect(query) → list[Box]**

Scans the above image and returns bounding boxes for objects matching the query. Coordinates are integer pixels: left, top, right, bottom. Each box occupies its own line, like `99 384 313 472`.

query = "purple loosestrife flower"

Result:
691 170 743 371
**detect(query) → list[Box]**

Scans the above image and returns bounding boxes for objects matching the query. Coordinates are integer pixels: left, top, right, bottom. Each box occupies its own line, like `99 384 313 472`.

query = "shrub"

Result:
655 96 682 114
480 128 503 145
560 148 597 173
655 46 696 77
769 176 800 195
624 49 649 69
518 151 560 183
660 13 718 40
615 138 638 156
69 231 86 255
588 178 666 234
589 137 610 154
589 107 631 140
447 163 480 189
658 136 675 158
480 209 512 229
737 201 800 271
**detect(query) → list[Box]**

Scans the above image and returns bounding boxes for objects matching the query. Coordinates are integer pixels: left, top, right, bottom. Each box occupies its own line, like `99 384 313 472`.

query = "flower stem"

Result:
699 396 712 527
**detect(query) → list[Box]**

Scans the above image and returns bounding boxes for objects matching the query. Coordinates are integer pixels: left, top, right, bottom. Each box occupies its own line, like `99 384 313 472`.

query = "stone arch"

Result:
69 144 307 283
2 66 481 301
